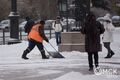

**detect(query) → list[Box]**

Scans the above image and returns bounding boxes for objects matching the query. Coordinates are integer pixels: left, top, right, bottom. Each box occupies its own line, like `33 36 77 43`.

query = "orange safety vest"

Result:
28 24 43 42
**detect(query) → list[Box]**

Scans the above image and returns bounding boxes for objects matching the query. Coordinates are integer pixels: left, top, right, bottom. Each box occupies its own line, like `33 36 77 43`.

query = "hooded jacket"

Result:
102 13 115 42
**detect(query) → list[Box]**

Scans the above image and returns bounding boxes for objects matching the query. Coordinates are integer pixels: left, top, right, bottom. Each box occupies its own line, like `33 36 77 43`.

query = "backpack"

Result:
54 21 63 27
54 21 63 32
24 19 35 33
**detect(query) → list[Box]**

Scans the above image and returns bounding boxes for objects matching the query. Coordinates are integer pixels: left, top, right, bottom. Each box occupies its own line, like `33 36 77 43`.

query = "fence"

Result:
0 27 55 45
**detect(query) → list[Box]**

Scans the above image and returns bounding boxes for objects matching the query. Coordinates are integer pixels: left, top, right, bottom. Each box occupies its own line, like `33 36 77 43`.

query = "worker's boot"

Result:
41 50 49 59
22 49 30 60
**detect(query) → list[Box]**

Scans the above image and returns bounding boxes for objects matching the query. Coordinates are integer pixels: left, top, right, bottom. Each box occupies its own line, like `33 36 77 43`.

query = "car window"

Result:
2 21 8 24
1 20 9 24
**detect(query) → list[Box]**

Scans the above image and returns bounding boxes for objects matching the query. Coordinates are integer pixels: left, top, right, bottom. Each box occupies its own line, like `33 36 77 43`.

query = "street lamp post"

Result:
66 0 69 32
9 0 19 39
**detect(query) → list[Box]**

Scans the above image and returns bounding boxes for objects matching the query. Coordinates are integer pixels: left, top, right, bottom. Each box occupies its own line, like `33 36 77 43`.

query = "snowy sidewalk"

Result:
0 28 120 80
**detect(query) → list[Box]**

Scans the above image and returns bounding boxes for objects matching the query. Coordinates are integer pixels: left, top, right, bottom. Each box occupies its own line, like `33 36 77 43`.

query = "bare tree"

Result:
0 0 10 21
17 0 58 20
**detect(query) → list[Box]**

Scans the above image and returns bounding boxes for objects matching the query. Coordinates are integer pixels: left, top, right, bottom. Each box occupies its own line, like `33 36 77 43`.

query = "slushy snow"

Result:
0 28 120 80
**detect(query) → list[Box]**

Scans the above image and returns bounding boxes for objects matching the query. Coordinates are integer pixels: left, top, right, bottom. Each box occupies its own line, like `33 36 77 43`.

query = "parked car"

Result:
0 23 2 28
0 19 27 31
0 20 10 30
97 16 120 27
19 21 27 30
62 18 76 25
112 16 120 27
0 23 3 30
62 18 76 30
45 20 55 29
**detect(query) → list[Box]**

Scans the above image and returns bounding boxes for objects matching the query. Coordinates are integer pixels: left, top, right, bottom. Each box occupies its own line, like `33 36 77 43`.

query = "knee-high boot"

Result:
41 50 49 59
22 49 30 59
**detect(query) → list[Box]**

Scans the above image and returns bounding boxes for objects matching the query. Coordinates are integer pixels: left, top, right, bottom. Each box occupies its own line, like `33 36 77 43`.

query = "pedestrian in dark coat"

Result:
81 12 105 71
97 13 115 58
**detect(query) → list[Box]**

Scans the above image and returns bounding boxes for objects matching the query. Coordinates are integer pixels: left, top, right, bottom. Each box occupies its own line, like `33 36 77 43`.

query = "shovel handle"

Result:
49 42 58 52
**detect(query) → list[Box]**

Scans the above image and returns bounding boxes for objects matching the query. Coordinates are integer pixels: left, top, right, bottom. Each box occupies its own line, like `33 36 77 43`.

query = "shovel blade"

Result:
47 52 65 58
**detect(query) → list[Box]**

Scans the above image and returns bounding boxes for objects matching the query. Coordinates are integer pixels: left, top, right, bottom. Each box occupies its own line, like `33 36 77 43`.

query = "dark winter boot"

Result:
95 64 99 68
41 50 49 59
110 51 115 58
22 49 29 60
105 53 111 58
89 67 93 71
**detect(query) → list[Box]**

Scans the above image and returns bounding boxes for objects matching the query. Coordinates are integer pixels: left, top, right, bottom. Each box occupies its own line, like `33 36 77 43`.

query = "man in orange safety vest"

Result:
22 20 49 59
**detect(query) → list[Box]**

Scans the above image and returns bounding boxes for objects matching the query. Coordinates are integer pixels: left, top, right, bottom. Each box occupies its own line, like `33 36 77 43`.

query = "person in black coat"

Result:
81 12 105 71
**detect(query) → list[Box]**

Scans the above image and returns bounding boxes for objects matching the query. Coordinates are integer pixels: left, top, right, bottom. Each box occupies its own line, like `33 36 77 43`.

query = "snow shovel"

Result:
44 43 65 58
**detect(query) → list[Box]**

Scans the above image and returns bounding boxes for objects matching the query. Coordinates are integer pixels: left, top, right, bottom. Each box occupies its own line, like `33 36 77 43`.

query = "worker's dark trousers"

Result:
23 39 47 58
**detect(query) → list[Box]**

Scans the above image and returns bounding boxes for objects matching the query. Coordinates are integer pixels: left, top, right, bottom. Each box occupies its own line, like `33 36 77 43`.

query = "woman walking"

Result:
102 13 115 58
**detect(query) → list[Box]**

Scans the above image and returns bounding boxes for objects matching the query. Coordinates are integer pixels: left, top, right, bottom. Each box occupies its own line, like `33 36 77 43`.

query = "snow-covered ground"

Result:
0 28 120 80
